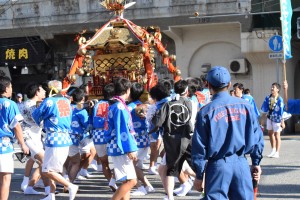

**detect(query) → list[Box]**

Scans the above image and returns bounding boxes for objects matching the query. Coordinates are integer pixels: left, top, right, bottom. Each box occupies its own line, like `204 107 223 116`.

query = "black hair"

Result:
26 82 42 99
149 82 170 101
244 88 250 95
272 82 281 92
41 81 50 98
210 83 229 92
186 77 201 97
71 88 85 103
130 82 144 102
159 79 172 92
103 83 115 100
0 76 11 95
194 77 203 91
200 74 208 88
233 83 244 91
162 77 174 90
114 78 131 96
174 80 189 95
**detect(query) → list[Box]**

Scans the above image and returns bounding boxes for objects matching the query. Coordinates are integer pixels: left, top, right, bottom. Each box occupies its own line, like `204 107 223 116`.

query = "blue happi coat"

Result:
0 98 23 154
128 100 150 148
92 100 110 145
261 95 284 123
70 104 90 146
32 96 72 147
104 98 138 156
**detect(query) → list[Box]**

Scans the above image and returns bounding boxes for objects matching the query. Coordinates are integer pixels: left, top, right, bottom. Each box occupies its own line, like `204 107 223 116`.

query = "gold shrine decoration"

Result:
101 0 124 10
92 52 145 87
93 52 143 74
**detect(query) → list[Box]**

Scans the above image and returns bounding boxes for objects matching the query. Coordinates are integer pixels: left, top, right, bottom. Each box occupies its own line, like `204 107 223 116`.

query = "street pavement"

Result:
8 134 300 200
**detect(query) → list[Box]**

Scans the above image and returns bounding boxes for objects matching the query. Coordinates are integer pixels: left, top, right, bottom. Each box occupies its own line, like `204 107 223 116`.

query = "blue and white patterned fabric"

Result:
70 104 90 146
32 96 72 147
128 100 150 148
92 100 109 145
242 94 261 118
104 98 138 156
261 95 285 123
18 99 43 140
0 98 23 154
93 129 106 144
18 100 39 129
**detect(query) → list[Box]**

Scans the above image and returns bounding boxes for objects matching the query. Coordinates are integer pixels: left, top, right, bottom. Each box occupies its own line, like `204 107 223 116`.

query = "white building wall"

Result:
165 23 299 109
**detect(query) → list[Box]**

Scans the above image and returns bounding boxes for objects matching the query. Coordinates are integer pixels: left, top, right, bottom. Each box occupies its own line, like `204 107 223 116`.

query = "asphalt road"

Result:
8 135 300 200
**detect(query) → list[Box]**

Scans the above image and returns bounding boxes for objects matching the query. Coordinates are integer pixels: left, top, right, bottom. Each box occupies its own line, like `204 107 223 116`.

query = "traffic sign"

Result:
269 35 283 52
269 52 283 59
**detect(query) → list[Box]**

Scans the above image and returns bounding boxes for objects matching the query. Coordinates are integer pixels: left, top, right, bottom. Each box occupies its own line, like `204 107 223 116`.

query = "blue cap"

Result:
207 66 231 88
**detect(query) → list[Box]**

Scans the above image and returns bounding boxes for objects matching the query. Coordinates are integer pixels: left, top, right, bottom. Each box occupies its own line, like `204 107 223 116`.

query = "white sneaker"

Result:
90 160 98 171
68 184 79 200
173 185 183 194
142 164 149 170
80 169 92 178
40 193 55 200
109 178 118 192
21 177 29 191
131 186 147 196
148 167 158 175
163 195 174 200
175 181 192 196
34 179 45 189
271 152 279 158
267 150 276 157
76 174 87 180
24 186 42 195
145 185 155 193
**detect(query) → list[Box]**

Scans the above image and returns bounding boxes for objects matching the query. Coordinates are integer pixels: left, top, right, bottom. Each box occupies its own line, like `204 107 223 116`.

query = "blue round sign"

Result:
269 35 283 52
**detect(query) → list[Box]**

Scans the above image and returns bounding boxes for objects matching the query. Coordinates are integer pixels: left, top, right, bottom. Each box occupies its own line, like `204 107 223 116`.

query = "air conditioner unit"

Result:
229 59 248 74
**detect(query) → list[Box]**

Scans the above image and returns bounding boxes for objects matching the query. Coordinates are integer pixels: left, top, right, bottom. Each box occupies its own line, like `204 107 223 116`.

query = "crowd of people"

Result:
3 65 297 200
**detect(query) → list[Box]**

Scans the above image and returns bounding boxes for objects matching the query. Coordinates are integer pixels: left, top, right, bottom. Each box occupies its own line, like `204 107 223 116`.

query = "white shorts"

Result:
0 152 14 173
150 134 162 143
160 153 166 166
68 145 80 157
95 144 107 157
136 147 149 169
25 137 44 160
42 146 69 173
111 154 137 181
266 118 282 132
80 138 94 154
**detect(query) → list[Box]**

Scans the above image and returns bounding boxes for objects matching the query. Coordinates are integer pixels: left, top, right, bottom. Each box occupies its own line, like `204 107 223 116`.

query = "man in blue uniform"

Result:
192 66 264 200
